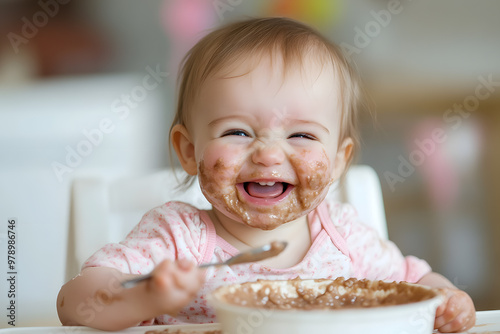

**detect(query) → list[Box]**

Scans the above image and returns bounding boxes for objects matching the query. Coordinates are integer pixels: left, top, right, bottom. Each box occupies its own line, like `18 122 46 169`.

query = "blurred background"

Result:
1 0 499 327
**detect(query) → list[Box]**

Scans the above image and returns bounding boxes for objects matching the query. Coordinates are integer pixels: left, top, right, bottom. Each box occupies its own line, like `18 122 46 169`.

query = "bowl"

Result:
210 277 443 334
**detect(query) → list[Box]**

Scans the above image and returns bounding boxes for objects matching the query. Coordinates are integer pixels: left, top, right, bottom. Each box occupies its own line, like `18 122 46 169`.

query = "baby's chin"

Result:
241 214 290 231
212 203 308 231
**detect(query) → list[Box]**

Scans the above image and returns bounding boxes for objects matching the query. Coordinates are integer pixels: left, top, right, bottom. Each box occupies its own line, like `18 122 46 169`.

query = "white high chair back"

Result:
68 165 387 278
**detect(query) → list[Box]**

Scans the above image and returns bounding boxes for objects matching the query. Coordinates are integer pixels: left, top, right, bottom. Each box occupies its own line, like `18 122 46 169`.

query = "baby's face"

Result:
187 55 349 230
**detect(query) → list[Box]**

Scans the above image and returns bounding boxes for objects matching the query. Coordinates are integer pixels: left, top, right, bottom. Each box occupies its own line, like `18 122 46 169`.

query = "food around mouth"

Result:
198 156 333 230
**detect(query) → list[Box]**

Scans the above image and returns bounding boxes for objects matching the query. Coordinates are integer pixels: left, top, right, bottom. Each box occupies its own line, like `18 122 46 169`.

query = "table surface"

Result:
1 310 499 333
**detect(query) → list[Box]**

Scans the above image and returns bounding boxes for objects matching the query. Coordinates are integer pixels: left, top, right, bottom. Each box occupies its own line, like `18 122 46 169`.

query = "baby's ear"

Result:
333 137 353 180
171 124 197 175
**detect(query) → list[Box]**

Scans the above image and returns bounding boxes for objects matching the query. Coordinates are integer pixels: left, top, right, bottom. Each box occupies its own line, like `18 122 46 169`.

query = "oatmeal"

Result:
215 277 437 310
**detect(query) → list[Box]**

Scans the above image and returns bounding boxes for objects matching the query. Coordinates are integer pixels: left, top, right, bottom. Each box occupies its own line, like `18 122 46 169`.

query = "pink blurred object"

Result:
162 0 214 40
411 117 483 211
161 0 215 77
411 119 458 210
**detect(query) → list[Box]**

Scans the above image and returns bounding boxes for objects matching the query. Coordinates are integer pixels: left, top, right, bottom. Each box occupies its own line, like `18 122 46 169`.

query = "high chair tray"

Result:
0 323 221 333
1 311 499 333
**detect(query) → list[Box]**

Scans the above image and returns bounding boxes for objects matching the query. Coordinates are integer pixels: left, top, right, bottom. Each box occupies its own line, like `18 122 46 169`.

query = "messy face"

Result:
187 56 348 230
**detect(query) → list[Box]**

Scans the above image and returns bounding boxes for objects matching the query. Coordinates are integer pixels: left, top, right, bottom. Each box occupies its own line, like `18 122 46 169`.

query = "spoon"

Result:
121 240 287 289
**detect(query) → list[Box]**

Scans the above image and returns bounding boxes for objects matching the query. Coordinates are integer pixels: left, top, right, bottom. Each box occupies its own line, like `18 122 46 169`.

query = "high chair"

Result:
68 165 388 279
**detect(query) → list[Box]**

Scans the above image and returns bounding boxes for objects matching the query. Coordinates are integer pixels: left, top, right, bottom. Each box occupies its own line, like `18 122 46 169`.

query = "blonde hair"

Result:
169 17 367 186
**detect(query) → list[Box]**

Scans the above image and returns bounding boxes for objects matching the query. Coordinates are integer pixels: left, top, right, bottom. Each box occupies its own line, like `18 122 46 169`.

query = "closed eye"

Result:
289 133 317 140
221 129 250 137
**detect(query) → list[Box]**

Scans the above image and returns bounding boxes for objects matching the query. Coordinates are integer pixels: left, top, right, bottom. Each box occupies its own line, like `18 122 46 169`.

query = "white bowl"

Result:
210 278 443 334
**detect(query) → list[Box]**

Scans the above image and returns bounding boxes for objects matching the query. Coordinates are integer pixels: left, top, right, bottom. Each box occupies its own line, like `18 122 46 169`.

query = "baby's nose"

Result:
251 142 285 166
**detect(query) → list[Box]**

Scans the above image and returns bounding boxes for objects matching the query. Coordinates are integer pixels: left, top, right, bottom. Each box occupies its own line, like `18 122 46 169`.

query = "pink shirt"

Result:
83 199 431 325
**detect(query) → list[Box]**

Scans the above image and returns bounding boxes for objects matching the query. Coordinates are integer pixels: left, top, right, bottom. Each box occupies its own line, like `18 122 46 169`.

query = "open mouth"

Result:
244 181 288 198
237 181 293 205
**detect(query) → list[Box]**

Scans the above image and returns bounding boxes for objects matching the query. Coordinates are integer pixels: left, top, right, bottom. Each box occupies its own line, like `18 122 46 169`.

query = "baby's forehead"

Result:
211 51 339 88
194 52 342 123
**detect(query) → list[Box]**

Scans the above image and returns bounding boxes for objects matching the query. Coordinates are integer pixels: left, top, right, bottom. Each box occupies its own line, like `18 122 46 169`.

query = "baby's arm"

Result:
57 259 204 331
417 272 475 333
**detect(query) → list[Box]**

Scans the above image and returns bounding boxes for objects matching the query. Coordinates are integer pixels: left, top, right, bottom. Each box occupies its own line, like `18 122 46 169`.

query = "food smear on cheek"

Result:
198 158 249 222
290 153 333 211
286 153 333 217
198 151 333 230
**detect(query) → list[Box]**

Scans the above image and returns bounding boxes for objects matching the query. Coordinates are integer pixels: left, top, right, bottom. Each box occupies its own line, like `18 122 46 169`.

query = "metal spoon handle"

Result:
120 241 287 289
120 261 228 289
198 261 228 269
121 274 152 289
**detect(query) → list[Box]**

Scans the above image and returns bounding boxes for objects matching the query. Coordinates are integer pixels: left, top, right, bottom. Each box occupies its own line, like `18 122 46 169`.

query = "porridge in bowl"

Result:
218 277 437 310
210 277 443 334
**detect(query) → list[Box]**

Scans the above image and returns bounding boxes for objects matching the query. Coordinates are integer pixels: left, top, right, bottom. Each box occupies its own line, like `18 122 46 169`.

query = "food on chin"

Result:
215 277 437 310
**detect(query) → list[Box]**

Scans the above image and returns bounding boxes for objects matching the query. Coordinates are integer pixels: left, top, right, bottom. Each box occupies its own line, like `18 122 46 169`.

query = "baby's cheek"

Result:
199 144 242 180
304 161 332 190
291 149 333 189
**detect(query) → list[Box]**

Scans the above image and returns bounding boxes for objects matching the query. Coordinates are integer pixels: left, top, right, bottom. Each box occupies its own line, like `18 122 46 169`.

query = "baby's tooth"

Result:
257 181 276 186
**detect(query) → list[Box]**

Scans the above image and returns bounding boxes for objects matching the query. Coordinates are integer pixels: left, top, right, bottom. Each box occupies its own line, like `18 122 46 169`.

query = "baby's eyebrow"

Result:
208 115 252 127
289 119 330 135
208 115 330 134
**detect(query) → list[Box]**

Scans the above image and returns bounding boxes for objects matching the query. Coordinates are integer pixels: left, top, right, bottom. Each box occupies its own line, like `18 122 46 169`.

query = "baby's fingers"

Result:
438 310 475 333
434 289 476 333
150 260 201 292
172 260 204 293
146 259 203 315
435 295 459 330
435 289 449 318
150 260 176 291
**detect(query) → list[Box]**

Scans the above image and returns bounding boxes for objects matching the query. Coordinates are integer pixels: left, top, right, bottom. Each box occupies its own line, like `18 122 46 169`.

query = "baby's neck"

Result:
208 210 312 268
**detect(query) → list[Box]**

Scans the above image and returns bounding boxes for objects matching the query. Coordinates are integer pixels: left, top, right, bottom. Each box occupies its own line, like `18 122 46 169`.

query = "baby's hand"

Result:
434 288 475 332
147 259 205 316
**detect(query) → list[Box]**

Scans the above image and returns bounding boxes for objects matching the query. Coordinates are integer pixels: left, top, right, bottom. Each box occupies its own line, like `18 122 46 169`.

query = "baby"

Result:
57 17 475 332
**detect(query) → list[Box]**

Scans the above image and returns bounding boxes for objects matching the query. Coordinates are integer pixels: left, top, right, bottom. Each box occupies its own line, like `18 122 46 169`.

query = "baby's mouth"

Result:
243 181 289 199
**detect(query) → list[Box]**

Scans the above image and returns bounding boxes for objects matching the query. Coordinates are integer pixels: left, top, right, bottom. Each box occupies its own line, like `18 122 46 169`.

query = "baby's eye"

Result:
221 129 250 137
289 133 317 140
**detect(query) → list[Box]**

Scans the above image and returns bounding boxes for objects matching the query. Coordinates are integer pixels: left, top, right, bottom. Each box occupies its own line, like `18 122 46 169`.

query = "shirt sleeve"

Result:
327 201 431 283
82 201 210 275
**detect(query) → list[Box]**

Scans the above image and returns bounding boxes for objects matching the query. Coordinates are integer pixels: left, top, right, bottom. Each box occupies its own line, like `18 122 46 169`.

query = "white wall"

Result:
0 73 172 327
